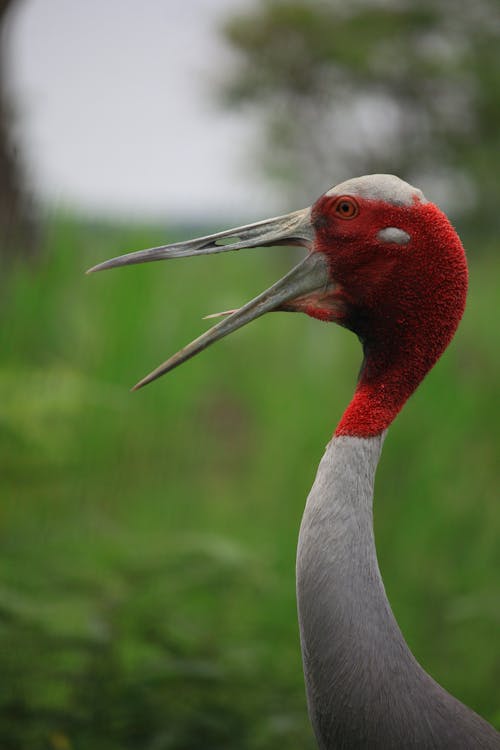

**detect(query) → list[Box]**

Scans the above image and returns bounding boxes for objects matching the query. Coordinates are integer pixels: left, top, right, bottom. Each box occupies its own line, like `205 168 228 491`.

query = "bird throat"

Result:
335 336 431 437
336 302 463 437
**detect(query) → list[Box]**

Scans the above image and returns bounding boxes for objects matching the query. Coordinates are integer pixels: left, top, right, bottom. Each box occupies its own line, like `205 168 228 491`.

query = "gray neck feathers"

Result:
296 435 499 749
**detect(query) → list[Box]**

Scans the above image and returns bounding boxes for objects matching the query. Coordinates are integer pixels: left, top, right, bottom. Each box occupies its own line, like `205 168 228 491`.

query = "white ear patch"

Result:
377 227 411 245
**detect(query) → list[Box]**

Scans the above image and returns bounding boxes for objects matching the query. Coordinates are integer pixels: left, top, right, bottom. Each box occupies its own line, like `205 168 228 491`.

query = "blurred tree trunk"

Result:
0 0 37 263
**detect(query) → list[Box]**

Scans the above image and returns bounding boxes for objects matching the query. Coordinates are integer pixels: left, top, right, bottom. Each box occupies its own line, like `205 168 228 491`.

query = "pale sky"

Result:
6 0 280 221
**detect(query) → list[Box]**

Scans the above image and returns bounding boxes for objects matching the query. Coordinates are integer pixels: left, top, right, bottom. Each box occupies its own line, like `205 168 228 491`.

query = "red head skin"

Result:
301 193 468 438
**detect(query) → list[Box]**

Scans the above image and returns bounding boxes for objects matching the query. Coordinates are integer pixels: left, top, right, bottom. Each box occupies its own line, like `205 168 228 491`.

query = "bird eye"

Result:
333 196 359 219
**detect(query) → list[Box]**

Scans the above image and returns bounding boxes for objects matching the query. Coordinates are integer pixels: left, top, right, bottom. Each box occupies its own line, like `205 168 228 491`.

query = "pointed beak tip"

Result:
130 379 146 392
86 262 107 274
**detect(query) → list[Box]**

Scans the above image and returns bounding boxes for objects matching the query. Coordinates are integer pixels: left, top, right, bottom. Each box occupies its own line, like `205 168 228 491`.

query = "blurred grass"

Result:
0 217 499 748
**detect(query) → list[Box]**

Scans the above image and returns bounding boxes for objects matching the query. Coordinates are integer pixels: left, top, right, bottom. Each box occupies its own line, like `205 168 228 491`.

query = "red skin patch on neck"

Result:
309 198 468 437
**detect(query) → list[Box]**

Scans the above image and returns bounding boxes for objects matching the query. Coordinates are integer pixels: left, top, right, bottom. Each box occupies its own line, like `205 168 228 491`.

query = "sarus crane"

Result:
89 174 500 749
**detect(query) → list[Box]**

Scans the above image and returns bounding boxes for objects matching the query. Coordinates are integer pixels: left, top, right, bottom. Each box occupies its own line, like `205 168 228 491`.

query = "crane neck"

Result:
296 434 498 748
297 433 401 746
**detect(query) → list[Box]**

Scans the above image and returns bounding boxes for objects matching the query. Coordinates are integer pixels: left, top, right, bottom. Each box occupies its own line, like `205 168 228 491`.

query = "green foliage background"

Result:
0 217 499 748
222 0 500 223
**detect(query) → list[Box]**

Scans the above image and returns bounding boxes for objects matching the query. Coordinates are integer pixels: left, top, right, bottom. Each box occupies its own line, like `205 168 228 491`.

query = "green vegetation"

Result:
222 0 500 224
1 218 499 748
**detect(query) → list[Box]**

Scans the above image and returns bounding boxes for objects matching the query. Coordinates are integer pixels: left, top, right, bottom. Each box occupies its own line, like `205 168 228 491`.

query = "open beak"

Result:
87 207 329 390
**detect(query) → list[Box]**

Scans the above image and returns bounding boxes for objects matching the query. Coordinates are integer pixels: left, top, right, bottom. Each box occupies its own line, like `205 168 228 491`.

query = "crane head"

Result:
88 174 467 432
